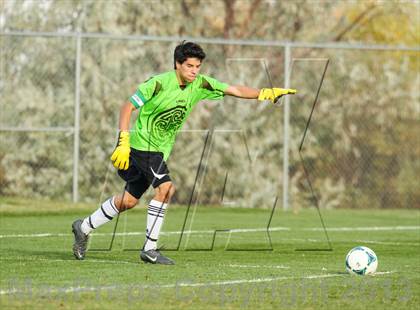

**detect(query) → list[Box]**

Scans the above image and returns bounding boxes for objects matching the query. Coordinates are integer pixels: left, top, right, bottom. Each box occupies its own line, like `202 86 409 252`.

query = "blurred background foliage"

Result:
0 0 419 209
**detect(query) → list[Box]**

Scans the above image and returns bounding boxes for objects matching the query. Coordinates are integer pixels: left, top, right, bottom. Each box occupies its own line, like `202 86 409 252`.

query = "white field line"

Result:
355 239 420 246
225 237 420 246
0 227 290 239
0 225 419 239
305 226 420 231
218 236 420 246
0 271 395 296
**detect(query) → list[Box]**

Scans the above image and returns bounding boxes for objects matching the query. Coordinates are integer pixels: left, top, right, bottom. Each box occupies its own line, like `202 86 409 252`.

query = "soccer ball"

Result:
345 246 378 275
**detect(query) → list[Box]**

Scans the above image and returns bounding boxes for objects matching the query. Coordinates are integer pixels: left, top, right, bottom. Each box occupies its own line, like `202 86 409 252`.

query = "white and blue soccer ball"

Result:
345 246 378 275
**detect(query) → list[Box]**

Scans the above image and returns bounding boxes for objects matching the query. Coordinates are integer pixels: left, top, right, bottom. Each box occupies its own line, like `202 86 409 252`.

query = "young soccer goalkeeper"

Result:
72 41 296 264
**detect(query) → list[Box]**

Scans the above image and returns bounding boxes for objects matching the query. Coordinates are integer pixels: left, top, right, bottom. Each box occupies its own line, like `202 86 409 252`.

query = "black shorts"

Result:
117 149 171 199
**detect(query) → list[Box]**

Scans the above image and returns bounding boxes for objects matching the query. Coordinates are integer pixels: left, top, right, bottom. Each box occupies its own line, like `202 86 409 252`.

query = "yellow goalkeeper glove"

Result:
258 88 297 103
110 131 130 170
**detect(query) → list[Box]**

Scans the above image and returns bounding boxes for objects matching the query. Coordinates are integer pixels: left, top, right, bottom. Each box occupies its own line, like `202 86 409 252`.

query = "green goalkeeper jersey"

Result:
129 70 229 160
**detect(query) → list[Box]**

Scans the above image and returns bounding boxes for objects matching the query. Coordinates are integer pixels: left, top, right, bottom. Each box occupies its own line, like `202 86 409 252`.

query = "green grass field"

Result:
0 197 419 309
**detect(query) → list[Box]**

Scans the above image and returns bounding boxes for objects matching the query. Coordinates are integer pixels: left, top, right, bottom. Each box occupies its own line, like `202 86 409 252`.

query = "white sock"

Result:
81 197 119 235
144 199 167 251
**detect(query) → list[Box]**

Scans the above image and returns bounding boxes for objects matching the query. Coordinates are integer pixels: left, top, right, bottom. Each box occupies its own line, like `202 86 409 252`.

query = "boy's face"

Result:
176 57 202 83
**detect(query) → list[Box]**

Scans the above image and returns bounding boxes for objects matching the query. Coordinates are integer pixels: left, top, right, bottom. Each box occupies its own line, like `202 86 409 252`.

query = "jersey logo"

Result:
151 105 187 141
150 167 166 180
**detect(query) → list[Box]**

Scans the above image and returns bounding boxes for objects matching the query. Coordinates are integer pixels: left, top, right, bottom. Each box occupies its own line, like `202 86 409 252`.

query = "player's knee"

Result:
115 193 138 211
122 197 138 210
155 182 175 202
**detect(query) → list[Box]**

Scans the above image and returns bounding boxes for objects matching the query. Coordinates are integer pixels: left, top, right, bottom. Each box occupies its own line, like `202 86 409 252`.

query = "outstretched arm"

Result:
225 85 297 102
224 85 260 99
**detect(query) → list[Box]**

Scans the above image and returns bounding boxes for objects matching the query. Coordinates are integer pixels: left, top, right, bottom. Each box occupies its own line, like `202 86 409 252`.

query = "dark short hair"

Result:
174 41 206 69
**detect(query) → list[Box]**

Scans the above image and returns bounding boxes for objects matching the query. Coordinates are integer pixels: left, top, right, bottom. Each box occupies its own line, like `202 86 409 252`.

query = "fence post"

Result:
72 33 82 203
283 44 291 211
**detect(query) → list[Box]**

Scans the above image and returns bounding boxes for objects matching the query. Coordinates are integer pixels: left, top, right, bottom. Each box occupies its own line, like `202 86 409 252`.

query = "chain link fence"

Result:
1 32 419 209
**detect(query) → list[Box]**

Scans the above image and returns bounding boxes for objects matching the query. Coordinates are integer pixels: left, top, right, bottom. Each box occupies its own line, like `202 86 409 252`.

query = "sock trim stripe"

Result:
145 235 158 242
109 198 119 213
101 205 113 220
88 216 95 229
148 204 166 210
148 206 166 214
147 212 164 218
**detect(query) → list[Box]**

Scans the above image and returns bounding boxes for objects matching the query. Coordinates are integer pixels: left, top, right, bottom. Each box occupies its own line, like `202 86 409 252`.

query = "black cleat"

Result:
72 219 89 260
140 249 175 265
